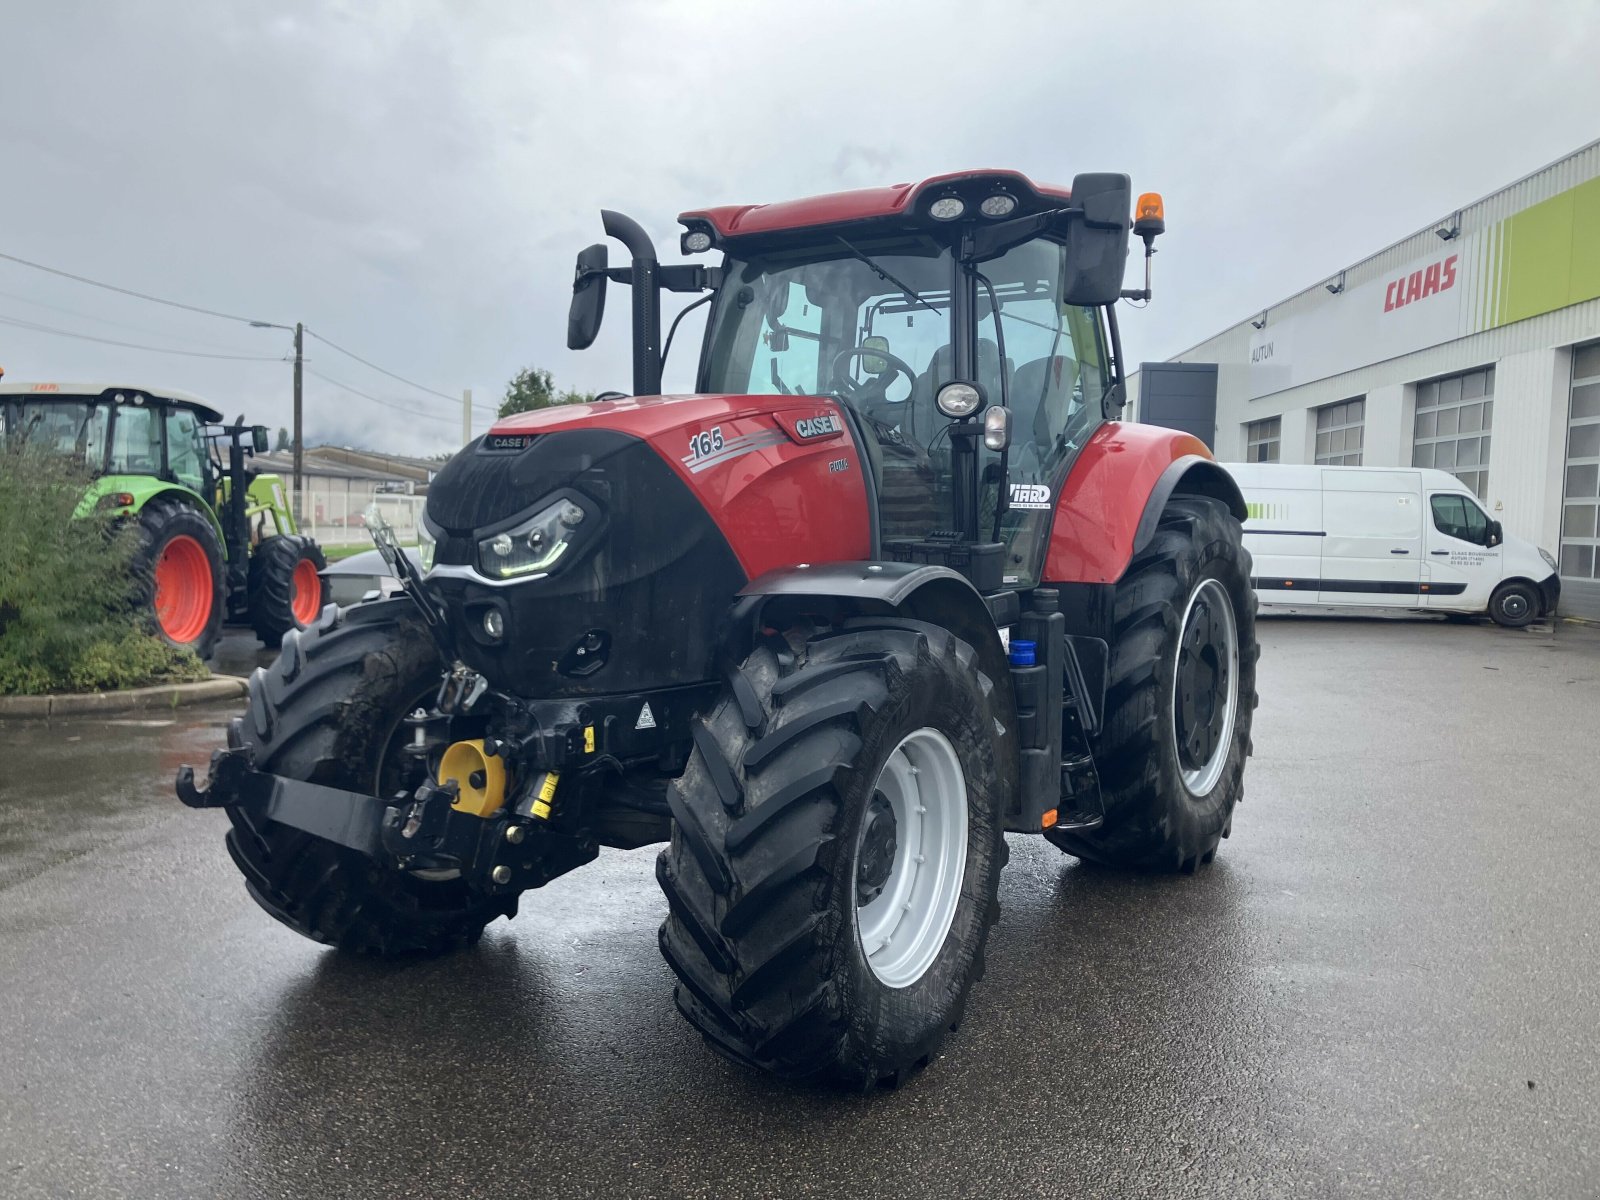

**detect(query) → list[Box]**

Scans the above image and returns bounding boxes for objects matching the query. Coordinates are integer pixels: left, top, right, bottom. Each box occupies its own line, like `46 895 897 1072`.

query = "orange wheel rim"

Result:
153 535 213 645
290 558 322 625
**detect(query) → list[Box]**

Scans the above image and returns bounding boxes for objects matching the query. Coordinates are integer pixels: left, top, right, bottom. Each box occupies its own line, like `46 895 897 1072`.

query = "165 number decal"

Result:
688 427 726 460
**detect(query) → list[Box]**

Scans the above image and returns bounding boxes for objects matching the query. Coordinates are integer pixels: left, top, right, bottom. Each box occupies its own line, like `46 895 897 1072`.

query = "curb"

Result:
0 675 248 719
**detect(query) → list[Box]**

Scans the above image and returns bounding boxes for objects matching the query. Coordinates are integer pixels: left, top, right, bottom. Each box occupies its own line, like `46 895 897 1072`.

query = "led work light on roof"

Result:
935 380 984 419
980 193 1017 219
928 196 966 221
683 230 713 253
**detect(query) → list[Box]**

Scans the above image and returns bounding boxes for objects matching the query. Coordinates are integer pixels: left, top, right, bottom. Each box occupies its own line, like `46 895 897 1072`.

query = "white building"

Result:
1133 139 1600 619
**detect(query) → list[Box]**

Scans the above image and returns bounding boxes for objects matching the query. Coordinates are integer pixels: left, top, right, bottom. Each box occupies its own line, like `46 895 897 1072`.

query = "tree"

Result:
498 367 596 418
275 426 291 452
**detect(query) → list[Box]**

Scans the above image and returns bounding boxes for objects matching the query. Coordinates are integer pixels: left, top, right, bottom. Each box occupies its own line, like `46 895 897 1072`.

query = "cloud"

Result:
1 0 1597 453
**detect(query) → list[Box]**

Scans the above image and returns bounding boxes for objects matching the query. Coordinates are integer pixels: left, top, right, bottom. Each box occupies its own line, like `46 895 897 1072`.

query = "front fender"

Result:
1044 423 1240 584
736 561 1020 813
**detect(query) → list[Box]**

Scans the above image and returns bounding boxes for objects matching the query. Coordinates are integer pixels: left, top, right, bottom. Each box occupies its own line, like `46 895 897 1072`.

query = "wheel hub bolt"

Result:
492 865 513 884
505 825 525 844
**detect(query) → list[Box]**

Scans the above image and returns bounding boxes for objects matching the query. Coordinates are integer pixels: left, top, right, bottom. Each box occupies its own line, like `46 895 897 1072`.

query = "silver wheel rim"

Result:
854 728 969 990
1172 578 1240 798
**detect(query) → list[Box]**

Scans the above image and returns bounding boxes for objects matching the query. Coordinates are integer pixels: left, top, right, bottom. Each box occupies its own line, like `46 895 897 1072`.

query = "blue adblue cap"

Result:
1008 639 1036 667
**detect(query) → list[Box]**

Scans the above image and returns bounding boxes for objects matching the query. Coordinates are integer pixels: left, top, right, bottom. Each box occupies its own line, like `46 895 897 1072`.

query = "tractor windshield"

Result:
1 400 112 471
700 237 1108 585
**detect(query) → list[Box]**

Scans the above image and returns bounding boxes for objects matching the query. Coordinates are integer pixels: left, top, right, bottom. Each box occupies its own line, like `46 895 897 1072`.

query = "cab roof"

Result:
0 381 226 424
679 169 1072 246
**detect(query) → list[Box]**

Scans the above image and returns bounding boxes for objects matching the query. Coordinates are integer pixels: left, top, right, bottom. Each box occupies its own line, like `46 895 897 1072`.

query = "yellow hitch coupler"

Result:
437 739 508 818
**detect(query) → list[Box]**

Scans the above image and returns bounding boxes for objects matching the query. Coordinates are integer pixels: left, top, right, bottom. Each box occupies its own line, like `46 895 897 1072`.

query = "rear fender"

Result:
81 478 227 549
1043 424 1243 585
734 562 1019 810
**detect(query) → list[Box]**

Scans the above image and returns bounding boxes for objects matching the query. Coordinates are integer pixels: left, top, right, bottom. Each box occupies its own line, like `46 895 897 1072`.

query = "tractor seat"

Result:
1010 354 1082 463
907 339 1011 427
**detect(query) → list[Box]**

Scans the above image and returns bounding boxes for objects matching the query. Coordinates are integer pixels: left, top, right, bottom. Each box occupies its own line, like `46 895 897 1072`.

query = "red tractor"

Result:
180 170 1258 1089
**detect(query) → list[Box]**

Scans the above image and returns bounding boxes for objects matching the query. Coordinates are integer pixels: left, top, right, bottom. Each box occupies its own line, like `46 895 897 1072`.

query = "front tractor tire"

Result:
133 497 225 660
657 620 1004 1090
247 534 328 648
1047 495 1259 873
223 600 507 956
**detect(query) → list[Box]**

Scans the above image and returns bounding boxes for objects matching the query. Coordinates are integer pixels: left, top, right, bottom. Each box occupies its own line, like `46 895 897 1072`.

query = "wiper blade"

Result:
836 236 942 319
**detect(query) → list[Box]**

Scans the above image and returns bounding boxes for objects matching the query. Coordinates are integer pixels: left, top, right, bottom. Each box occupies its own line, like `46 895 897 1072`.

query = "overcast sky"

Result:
3 0 1598 454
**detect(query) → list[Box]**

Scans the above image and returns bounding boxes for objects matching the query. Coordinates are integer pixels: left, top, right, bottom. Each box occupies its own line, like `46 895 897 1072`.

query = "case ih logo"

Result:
1009 483 1052 510
1384 253 1457 313
794 413 842 439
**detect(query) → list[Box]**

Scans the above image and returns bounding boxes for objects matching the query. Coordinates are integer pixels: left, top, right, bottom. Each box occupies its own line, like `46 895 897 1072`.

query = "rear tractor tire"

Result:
657 619 1004 1090
1047 495 1259 873
133 496 225 660
247 534 328 648
223 599 508 956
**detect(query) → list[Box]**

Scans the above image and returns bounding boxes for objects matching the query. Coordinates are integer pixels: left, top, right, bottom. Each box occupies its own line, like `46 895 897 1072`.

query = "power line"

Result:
304 366 460 425
0 312 289 361
0 248 467 414
0 249 292 330
0 286 285 355
304 327 457 403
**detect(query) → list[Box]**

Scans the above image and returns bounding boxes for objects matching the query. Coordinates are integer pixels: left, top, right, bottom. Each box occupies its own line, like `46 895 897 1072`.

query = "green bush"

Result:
0 444 208 695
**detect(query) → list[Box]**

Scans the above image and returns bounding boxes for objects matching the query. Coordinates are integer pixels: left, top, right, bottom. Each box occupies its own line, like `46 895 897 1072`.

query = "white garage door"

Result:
1561 342 1600 619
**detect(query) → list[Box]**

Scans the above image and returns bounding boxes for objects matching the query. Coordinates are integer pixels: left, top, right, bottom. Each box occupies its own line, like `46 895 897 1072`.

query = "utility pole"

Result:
292 321 304 525
463 387 472 445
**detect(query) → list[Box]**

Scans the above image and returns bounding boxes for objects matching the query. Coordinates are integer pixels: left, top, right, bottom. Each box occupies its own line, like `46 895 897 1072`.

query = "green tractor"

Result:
0 381 326 659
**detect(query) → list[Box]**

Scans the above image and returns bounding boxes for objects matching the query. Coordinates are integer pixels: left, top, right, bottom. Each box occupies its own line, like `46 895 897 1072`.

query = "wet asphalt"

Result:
3 614 1599 1199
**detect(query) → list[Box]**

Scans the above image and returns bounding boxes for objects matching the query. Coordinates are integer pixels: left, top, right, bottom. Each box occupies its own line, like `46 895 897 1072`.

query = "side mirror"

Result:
251 426 269 454
1486 519 1503 547
861 334 890 376
567 243 609 351
1062 172 1132 306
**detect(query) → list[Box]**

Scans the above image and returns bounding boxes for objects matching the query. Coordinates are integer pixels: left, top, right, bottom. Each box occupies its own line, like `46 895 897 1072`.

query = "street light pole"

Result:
249 318 304 523
293 321 304 525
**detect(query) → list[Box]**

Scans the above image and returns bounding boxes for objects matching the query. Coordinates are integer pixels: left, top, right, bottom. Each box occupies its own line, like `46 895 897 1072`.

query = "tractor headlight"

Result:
417 521 437 574
980 193 1017 218
928 196 966 221
936 380 985 419
477 497 588 581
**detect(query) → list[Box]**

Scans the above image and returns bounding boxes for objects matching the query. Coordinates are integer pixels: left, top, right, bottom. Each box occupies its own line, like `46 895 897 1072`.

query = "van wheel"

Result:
1488 581 1539 628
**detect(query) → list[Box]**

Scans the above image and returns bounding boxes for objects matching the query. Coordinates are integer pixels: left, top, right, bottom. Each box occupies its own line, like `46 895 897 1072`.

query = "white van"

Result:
1223 463 1561 627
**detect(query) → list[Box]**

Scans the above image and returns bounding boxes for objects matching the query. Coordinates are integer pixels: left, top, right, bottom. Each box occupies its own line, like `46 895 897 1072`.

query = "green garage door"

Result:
1562 342 1600 619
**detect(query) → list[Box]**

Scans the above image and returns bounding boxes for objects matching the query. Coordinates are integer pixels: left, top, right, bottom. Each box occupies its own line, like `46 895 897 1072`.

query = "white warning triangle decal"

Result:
635 702 657 731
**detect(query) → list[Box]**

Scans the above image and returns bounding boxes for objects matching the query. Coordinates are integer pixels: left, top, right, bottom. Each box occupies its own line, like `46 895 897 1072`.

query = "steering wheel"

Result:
830 346 917 408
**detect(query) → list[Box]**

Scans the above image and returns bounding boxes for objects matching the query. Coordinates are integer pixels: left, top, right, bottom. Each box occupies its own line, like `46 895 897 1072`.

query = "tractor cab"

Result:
568 171 1164 590
0 382 228 497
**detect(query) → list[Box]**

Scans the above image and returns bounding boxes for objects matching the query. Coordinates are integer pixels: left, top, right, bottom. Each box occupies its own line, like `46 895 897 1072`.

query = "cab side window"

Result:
108 405 161 475
164 408 207 493
1431 493 1488 544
